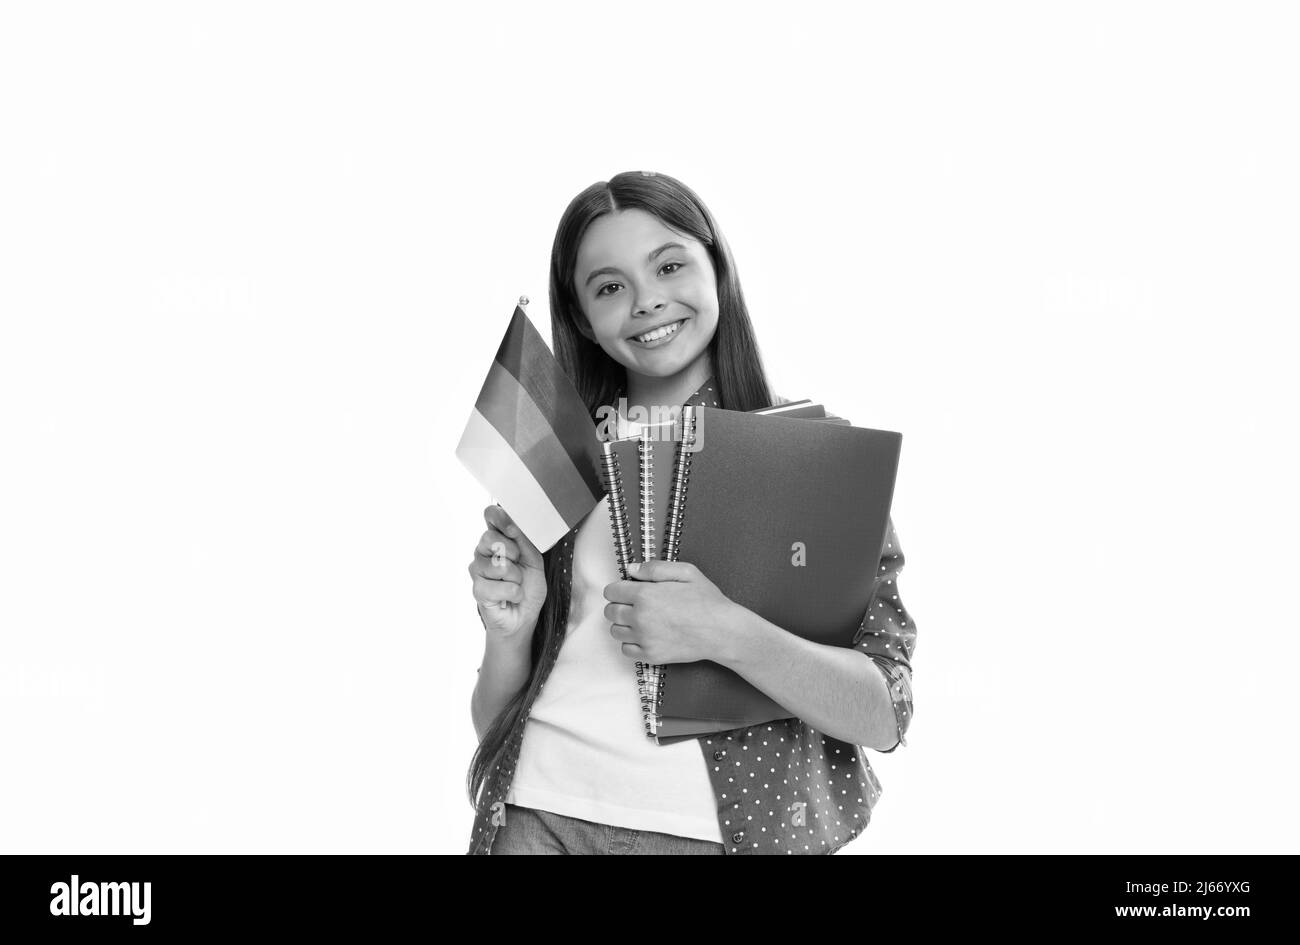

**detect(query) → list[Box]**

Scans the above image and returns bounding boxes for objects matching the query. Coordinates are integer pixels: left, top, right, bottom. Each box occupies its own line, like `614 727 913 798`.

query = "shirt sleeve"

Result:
851 517 916 753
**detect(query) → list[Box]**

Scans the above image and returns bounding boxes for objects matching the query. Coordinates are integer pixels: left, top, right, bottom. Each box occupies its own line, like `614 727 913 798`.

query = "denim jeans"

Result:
489 803 727 855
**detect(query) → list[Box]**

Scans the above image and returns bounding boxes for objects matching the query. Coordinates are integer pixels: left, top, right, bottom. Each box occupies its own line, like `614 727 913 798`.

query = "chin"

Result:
631 359 685 378
627 347 705 378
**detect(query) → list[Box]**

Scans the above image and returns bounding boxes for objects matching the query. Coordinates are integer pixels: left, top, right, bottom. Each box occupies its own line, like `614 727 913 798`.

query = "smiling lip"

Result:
628 318 687 344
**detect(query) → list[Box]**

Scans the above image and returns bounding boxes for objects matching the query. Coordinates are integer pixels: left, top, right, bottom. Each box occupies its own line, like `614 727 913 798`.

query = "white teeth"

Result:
633 320 682 344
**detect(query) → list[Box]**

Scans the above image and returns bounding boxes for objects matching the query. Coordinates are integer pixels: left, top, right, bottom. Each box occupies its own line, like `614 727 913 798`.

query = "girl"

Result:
465 171 916 855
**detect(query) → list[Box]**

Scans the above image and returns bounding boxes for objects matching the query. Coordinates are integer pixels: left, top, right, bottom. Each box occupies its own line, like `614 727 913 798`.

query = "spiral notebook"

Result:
597 403 901 744
598 404 868 739
598 430 672 737
597 403 826 737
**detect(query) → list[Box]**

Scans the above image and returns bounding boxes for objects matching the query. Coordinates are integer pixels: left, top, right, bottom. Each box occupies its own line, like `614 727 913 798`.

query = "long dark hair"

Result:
466 170 775 809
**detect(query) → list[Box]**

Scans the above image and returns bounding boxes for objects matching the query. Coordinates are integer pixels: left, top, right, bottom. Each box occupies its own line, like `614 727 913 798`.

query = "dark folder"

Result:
654 406 902 731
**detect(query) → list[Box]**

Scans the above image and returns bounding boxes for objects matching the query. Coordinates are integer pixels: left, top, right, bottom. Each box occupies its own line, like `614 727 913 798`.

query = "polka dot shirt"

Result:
468 378 916 855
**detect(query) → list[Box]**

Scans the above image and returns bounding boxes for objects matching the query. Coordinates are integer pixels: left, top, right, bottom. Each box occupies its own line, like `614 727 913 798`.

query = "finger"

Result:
484 505 517 535
472 574 523 605
476 531 520 564
468 555 523 585
485 504 525 540
512 526 544 570
475 579 520 610
627 559 696 582
608 622 636 643
484 508 543 570
603 602 633 626
602 579 640 605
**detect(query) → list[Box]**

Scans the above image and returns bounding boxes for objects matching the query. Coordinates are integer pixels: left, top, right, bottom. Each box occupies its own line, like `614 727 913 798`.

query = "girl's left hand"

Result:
602 560 744 665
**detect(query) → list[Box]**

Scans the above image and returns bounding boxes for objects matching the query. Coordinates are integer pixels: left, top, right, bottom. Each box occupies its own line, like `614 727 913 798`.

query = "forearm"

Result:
715 608 898 749
471 629 533 742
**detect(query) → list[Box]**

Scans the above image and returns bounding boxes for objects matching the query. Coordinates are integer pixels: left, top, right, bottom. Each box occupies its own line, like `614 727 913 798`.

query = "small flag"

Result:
455 302 604 552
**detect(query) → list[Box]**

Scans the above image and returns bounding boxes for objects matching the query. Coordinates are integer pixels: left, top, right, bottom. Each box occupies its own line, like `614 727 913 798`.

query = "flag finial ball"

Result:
518 295 529 307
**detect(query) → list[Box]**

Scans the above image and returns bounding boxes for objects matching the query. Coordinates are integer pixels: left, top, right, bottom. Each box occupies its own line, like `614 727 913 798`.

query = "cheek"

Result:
599 323 630 348
686 277 720 318
691 298 721 336
585 310 622 345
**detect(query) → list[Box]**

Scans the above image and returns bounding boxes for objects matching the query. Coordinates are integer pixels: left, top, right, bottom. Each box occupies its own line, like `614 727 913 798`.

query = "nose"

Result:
631 276 670 318
633 284 667 317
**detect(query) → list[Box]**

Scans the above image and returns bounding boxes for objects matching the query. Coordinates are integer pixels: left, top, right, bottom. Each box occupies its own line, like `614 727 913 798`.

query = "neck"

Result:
623 357 713 415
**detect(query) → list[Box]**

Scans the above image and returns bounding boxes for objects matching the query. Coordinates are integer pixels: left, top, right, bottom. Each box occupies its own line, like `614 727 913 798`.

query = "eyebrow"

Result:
583 242 687 287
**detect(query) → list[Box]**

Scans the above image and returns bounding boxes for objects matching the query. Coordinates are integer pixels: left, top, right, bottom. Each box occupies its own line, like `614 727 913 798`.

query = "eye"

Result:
595 282 622 298
660 261 684 275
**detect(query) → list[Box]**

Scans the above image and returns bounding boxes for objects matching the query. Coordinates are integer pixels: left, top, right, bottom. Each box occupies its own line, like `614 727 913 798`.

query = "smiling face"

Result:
573 207 719 387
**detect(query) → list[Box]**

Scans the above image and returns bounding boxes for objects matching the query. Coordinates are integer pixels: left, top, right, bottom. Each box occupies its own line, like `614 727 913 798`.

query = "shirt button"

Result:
732 831 745 844
713 750 727 761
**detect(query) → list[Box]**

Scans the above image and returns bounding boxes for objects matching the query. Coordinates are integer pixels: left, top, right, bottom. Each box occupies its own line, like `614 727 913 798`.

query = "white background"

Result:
2 1 1297 854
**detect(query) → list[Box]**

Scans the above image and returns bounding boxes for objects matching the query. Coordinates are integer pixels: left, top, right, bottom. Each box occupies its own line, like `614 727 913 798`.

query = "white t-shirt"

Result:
506 415 723 843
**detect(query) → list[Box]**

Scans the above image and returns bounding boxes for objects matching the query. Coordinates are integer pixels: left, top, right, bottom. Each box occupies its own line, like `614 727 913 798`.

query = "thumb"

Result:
510 522 544 570
494 504 544 569
627 559 693 582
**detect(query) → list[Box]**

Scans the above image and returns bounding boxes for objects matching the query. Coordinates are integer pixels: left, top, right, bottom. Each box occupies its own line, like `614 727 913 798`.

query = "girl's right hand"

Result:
468 505 548 641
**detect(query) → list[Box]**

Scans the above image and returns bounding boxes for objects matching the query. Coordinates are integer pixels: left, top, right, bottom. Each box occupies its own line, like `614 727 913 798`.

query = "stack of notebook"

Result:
597 399 902 745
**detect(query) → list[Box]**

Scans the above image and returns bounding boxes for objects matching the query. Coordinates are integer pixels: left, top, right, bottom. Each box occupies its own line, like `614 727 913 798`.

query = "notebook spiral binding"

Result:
663 405 696 562
599 442 633 579
600 438 659 738
601 410 699 739
638 436 657 563
642 405 698 738
634 435 664 737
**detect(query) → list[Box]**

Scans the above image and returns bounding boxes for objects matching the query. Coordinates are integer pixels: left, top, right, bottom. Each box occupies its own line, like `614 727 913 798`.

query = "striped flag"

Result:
455 303 604 552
